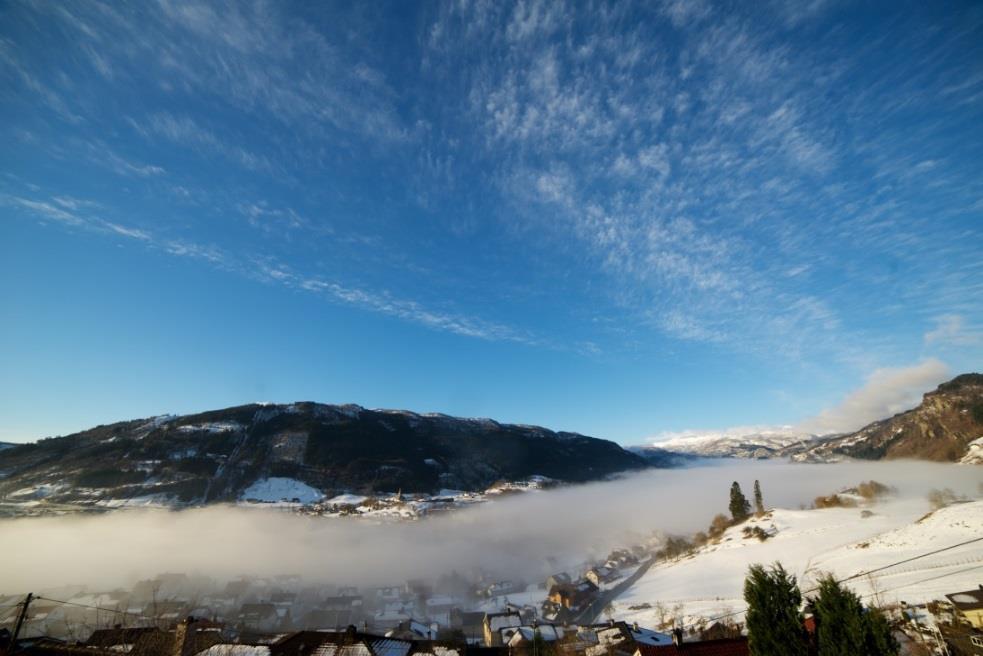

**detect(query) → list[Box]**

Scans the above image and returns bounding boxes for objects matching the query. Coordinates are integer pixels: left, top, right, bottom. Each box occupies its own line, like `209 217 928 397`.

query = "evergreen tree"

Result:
811 575 866 655
730 481 751 522
810 576 899 656
863 606 899 656
743 563 807 656
753 479 765 515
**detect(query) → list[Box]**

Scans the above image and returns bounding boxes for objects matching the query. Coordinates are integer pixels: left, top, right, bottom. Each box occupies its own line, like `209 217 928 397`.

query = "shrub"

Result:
856 480 890 500
814 494 857 509
708 513 732 539
660 535 694 559
742 526 771 542
927 488 960 510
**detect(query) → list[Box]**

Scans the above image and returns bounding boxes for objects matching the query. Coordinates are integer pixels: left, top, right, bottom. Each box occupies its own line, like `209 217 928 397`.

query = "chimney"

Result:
672 628 683 646
345 625 358 645
172 617 198 656
632 623 639 633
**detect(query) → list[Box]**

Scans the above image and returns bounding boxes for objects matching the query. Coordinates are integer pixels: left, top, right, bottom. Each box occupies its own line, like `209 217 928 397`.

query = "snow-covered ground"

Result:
240 477 324 504
611 498 983 628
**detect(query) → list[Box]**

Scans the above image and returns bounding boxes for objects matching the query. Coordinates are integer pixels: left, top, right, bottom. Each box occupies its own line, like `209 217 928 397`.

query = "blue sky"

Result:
1 0 981 445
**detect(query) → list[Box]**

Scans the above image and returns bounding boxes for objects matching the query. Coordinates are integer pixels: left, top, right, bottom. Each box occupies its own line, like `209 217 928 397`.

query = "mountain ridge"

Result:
0 401 649 512
644 373 982 463
785 373 983 462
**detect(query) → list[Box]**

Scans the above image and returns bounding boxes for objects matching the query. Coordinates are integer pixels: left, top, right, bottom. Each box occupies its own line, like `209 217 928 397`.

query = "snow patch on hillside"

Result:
959 436 983 464
240 477 324 504
177 422 242 434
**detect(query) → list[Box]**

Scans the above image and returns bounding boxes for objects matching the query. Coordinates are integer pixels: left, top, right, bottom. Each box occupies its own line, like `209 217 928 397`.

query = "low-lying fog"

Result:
2 460 980 593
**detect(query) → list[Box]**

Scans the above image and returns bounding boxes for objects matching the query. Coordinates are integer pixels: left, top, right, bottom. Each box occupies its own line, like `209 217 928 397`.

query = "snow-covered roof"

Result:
947 589 983 609
488 612 523 631
197 645 271 656
504 625 565 645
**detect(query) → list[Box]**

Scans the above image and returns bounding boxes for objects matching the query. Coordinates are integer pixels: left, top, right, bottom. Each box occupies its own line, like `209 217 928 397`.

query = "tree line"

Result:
744 563 898 656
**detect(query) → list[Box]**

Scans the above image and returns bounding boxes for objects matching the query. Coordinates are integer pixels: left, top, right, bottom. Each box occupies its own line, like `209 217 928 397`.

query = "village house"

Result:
585 567 618 588
481 582 521 599
948 586 983 629
605 550 639 569
376 587 405 604
83 616 225 656
548 580 598 610
373 602 414 631
482 611 522 647
546 574 572 591
143 601 193 627
237 603 286 633
423 597 456 626
588 621 673 656
633 635 750 656
502 625 566 653
386 619 439 641
449 610 486 645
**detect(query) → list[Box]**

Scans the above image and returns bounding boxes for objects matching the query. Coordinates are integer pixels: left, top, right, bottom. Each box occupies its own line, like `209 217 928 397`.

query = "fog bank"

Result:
1 460 979 593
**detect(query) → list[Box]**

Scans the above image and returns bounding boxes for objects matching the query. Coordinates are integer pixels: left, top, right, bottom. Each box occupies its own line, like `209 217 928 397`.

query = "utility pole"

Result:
7 593 33 656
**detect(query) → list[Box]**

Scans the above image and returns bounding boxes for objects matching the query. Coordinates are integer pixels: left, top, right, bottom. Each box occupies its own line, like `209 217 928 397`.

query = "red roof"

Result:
635 637 750 656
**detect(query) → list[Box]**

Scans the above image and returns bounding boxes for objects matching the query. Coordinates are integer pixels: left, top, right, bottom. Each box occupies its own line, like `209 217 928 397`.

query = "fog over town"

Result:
2 460 978 592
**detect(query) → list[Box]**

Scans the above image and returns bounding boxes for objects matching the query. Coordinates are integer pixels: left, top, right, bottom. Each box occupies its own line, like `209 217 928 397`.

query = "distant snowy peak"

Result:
651 426 818 459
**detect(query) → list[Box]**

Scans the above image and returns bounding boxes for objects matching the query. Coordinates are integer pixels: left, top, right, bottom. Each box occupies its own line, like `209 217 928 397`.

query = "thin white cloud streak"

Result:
796 359 951 435
129 112 274 174
925 314 981 347
0 461 978 592
5 193 543 349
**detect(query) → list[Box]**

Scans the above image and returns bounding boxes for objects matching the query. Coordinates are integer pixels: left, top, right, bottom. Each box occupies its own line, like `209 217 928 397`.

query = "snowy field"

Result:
612 497 983 628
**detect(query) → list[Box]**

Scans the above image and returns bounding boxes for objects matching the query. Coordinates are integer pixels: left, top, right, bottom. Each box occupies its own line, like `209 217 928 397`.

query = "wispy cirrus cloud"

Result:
129 112 274 174
4 188 545 349
424 0 983 368
924 314 982 347
2 0 981 378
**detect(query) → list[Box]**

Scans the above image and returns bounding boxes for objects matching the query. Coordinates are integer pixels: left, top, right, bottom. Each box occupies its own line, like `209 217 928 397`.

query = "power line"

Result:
865 564 983 599
32 596 156 623
835 536 983 585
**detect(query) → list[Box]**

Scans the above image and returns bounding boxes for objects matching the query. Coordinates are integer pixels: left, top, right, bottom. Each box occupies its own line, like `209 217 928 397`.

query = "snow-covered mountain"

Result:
648 426 819 459
648 373 983 462
0 402 647 514
787 373 983 462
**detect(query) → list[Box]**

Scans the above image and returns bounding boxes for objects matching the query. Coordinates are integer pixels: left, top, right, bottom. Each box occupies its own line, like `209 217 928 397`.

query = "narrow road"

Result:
574 556 659 625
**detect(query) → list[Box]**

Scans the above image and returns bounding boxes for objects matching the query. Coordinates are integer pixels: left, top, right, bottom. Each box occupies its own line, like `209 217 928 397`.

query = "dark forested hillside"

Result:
0 402 647 509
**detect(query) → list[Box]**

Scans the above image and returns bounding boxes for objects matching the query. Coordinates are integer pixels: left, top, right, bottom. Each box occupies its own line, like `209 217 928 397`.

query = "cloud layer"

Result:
1 461 980 593
797 359 951 434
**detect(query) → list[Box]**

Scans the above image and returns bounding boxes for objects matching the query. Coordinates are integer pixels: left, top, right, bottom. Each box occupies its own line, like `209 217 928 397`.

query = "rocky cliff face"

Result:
0 402 647 510
788 373 983 462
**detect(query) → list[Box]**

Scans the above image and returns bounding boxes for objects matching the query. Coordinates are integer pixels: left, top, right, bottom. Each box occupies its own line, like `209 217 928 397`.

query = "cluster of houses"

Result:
892 585 983 655
0 616 750 656
0 546 659 648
